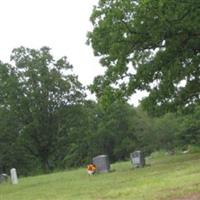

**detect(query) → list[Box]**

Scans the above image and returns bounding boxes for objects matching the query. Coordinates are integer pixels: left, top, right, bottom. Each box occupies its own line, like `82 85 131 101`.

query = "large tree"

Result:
0 47 85 172
88 0 200 115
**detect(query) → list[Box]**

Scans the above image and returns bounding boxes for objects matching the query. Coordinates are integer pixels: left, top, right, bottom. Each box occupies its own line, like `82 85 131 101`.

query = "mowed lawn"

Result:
0 153 200 200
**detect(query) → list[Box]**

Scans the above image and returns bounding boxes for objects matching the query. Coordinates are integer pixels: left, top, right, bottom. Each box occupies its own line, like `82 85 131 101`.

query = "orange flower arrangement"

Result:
87 163 96 175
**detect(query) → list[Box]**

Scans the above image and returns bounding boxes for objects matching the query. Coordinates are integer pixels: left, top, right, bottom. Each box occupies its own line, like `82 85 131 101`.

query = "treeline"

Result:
0 47 199 176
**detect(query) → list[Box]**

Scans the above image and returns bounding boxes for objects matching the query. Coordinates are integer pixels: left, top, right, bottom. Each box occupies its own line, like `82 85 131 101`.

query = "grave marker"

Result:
93 155 110 173
130 151 145 168
10 168 18 184
0 174 8 183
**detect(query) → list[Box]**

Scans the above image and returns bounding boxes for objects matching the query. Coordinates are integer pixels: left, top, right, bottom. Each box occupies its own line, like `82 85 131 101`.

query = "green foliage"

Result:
88 0 200 115
0 46 199 176
93 101 139 161
178 105 200 146
0 47 85 174
53 103 96 168
153 113 180 151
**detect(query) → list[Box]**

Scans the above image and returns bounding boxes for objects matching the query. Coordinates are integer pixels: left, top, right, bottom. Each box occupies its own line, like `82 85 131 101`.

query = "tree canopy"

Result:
88 0 200 115
0 45 199 176
0 47 85 172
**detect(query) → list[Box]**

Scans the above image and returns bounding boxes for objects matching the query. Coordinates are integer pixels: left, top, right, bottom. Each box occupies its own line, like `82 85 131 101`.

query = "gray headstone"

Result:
10 168 18 184
0 174 8 183
130 151 145 168
93 155 110 173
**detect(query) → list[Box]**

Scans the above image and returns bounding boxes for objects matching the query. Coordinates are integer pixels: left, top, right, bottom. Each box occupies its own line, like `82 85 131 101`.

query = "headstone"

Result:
130 151 145 168
10 168 18 184
0 174 8 183
93 155 110 173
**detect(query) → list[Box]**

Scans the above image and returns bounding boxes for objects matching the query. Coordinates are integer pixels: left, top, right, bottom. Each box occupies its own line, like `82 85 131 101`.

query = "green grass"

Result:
0 152 200 200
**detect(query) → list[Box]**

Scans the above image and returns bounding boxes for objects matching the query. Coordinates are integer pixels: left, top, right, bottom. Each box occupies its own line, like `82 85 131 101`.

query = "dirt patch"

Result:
173 193 200 200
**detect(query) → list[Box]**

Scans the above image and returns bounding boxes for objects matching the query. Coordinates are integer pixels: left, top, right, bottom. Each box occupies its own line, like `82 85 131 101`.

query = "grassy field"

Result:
0 152 200 200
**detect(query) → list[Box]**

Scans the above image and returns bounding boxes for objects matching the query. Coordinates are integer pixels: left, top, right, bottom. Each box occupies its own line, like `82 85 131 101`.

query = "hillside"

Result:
0 152 200 200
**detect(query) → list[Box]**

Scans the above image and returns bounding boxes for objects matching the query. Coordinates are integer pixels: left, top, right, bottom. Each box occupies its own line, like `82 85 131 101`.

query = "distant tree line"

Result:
0 47 199 176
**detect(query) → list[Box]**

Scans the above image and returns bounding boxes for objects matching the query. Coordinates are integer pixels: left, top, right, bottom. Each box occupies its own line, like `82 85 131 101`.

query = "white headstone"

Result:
10 168 18 184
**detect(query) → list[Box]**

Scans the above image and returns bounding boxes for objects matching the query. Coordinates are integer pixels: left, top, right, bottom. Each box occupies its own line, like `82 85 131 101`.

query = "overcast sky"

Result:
0 0 145 106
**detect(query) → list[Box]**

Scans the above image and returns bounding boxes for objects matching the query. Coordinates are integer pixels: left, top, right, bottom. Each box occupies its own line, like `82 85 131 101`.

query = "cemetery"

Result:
0 151 200 200
0 0 199 199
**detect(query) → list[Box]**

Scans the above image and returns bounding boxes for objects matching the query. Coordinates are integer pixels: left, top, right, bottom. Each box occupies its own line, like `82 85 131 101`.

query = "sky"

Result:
0 0 145 106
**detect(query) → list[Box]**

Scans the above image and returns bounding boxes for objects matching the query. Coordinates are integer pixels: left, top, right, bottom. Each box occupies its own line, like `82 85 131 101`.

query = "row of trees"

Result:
0 45 148 174
0 46 199 176
0 0 199 176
